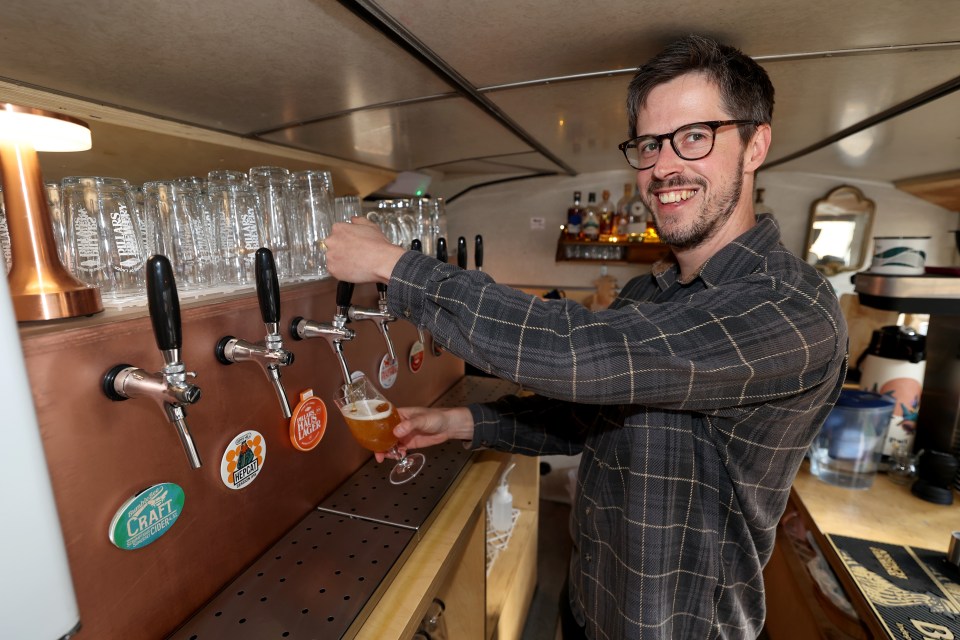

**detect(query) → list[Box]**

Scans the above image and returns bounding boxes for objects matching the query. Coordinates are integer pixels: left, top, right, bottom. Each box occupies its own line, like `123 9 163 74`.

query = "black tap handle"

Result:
411 239 422 252
436 237 447 263
377 282 388 296
475 235 483 269
336 281 355 308
255 247 281 325
457 236 467 269
146 254 181 351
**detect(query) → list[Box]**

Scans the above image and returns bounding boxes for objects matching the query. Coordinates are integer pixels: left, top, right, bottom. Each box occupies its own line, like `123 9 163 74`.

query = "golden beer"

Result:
340 398 400 453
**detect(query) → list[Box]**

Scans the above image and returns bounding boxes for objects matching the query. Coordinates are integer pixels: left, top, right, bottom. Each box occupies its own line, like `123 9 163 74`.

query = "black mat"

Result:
827 534 960 639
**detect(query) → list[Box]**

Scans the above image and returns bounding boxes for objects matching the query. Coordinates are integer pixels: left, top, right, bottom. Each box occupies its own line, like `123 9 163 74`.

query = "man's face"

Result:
635 74 749 250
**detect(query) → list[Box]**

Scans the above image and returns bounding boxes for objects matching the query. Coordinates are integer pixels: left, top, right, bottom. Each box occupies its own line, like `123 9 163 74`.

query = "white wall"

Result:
444 169 959 296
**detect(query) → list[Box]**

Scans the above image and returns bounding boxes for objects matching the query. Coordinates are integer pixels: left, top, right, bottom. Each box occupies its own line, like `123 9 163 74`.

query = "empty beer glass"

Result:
142 181 217 291
0 187 10 272
290 170 335 279
207 171 263 286
249 166 294 281
334 195 362 224
61 176 145 300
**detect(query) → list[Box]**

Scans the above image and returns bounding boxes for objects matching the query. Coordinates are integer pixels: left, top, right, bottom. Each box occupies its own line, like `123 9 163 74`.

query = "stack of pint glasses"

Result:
7 166 341 308
363 196 448 252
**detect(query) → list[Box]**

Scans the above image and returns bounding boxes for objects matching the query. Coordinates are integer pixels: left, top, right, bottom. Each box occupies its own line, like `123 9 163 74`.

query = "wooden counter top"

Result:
792 462 960 552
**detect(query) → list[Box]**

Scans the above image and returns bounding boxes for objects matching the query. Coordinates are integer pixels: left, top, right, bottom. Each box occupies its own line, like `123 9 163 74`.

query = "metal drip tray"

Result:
169 377 516 640
168 511 416 640
317 440 472 529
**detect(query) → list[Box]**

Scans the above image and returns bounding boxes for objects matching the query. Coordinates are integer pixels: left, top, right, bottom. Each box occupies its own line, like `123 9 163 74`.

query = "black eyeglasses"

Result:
618 120 761 170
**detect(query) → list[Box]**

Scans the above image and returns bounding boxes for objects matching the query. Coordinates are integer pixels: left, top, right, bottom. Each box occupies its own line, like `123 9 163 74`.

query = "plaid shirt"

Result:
388 214 847 639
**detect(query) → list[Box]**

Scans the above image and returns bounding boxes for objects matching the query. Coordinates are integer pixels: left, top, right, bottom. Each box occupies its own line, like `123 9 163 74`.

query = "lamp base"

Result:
13 285 103 322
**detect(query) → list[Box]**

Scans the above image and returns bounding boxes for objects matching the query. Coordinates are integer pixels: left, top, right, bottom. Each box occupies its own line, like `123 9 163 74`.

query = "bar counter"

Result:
766 462 960 639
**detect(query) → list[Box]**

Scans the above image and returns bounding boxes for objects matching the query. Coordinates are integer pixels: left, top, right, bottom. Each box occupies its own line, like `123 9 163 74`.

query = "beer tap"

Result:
431 238 448 356
457 236 468 270
102 255 203 469
289 280 356 386
215 248 295 418
475 235 483 271
347 282 397 366
410 239 428 349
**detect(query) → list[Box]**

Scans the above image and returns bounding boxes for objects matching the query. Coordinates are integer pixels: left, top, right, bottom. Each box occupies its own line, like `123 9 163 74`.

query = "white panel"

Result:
375 0 960 86
259 97 532 171
0 0 453 133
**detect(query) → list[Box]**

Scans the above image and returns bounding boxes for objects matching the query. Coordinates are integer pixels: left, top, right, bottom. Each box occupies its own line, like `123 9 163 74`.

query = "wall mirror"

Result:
805 185 876 275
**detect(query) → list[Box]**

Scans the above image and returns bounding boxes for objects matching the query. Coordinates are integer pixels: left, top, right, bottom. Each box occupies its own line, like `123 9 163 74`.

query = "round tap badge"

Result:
220 430 266 490
408 339 425 374
289 389 327 452
379 353 398 389
108 483 185 551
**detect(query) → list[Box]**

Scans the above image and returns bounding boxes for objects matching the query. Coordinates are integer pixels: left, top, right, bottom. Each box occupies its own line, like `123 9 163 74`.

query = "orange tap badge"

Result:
289 389 327 452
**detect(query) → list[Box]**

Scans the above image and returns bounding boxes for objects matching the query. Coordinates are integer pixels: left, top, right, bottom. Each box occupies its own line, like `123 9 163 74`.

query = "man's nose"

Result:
651 142 684 179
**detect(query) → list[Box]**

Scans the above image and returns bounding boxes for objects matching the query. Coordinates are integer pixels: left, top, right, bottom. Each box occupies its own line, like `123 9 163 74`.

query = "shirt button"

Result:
481 440 489 447
585 553 592 563
585 506 592 516
404 309 411 318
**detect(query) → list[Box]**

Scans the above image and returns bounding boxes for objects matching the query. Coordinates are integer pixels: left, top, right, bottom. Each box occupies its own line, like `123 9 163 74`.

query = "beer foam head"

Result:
343 398 392 421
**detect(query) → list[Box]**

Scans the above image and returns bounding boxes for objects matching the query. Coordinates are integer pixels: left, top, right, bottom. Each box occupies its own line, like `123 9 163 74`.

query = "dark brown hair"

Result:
626 35 774 142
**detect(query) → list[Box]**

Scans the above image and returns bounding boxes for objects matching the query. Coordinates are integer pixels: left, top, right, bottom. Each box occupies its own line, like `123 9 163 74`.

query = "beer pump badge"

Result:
379 353 398 389
220 430 266 490
108 483 185 550
408 339 425 374
289 389 327 452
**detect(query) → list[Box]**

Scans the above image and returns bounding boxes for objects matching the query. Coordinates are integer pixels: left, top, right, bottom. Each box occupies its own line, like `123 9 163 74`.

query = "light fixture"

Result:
0 103 102 321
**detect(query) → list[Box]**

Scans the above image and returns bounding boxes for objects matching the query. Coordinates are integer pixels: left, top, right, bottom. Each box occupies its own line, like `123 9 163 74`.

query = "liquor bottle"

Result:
625 186 649 242
614 182 632 241
598 190 615 241
582 192 600 240
566 191 582 239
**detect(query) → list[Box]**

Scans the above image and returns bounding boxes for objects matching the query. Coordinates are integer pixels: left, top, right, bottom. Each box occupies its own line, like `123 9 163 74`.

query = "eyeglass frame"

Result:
618 120 762 170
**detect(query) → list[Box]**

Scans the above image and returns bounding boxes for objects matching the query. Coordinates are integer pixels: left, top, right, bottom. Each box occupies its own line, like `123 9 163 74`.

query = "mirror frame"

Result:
805 185 876 275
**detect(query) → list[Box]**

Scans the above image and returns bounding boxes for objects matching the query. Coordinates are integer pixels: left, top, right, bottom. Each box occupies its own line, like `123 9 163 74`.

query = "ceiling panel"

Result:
0 0 453 133
767 89 960 184
425 152 564 176
375 0 960 87
487 77 633 174
763 49 960 170
259 97 532 170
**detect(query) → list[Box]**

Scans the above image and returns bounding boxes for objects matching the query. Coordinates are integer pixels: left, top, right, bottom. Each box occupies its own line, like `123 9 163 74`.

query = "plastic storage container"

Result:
809 389 897 489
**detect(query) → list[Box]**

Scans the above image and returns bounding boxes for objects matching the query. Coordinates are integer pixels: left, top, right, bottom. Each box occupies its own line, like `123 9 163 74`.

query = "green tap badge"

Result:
108 483 185 550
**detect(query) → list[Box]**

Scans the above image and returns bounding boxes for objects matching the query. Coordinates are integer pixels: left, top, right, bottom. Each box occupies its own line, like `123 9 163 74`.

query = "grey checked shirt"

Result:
387 214 847 639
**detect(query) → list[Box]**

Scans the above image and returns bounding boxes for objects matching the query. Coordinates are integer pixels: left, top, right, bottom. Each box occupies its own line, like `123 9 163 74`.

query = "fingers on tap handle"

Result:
457 236 467 269
436 237 448 263
255 247 281 324
146 254 181 351
475 235 483 271
411 238 422 252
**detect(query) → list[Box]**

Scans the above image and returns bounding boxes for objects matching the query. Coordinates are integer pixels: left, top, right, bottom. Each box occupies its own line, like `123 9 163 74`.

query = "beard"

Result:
644 154 745 250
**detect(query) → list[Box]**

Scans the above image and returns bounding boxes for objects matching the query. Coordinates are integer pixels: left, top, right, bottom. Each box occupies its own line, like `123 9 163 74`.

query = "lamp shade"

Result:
0 104 91 151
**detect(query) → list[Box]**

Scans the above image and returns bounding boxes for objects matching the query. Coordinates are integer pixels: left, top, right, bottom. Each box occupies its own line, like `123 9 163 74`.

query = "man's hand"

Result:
325 217 406 284
374 406 475 462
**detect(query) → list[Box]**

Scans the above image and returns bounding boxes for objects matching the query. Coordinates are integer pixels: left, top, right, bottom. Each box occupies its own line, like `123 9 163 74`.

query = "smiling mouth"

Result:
657 189 698 204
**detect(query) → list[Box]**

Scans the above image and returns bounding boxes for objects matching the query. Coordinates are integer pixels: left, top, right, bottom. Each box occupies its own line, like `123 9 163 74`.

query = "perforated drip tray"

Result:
316 440 473 530
170 377 512 640
168 511 416 640
169 441 473 640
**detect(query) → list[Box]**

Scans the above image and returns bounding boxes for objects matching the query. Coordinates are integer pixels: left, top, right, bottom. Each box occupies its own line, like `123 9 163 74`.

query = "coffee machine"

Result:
854 271 960 490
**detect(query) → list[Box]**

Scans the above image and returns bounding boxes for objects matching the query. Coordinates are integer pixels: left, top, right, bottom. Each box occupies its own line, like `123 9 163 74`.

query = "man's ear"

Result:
744 123 772 173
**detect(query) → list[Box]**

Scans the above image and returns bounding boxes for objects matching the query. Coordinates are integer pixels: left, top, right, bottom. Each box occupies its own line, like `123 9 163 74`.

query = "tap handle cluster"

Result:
457 236 467 269
255 247 281 326
146 254 181 352
436 237 448 263
376 282 388 297
411 238 422 252
475 234 483 270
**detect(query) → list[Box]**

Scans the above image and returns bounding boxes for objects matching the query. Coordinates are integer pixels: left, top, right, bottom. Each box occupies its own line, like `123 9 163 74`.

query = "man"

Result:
325 35 847 640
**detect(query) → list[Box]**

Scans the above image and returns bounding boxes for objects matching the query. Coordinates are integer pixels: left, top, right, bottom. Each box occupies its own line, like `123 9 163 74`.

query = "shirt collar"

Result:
652 214 783 290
